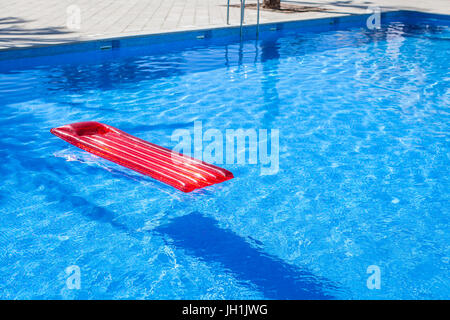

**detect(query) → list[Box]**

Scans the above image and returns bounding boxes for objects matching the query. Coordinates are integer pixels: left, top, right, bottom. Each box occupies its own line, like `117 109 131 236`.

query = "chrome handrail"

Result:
256 0 260 38
227 0 260 39
240 0 246 38
227 0 230 25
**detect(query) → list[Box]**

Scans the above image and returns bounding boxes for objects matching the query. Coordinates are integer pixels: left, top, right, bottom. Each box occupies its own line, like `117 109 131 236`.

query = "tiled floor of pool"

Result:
0 11 448 299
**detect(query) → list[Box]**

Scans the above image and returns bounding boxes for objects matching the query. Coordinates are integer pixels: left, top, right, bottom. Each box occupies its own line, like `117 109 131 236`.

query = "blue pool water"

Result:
0 12 449 299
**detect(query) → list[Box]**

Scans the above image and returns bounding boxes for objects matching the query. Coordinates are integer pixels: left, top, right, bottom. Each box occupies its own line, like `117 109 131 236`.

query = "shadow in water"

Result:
0 134 146 240
156 212 339 299
34 172 142 240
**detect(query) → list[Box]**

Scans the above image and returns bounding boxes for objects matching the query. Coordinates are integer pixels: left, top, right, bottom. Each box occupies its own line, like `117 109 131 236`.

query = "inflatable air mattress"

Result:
51 121 233 192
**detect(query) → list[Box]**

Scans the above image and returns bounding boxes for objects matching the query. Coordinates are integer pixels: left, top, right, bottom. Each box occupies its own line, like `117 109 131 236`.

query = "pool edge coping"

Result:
1 9 449 61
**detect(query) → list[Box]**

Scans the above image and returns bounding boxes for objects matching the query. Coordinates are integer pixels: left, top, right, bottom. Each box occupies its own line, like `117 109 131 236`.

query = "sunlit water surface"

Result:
0 16 449 299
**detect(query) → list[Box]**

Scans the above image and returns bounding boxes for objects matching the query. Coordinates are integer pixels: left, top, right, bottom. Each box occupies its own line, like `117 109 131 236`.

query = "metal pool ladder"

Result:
227 0 261 39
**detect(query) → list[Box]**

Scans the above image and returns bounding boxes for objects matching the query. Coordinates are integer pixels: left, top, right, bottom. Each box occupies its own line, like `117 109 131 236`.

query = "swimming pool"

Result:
0 11 449 299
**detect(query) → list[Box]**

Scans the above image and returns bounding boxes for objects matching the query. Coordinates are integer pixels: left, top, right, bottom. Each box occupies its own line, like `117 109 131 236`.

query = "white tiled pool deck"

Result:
0 0 449 50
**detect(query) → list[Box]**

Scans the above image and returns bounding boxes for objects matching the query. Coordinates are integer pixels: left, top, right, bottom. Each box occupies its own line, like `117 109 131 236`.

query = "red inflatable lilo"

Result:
51 121 233 192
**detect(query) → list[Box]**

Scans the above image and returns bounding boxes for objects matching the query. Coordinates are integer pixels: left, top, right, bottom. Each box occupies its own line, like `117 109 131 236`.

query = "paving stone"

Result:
0 0 448 50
